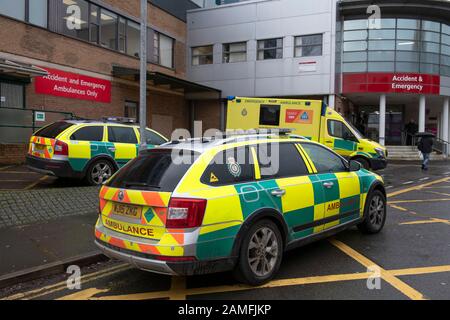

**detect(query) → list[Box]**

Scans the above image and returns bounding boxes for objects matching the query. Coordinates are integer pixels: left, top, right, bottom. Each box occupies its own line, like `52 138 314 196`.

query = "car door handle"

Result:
323 182 334 189
326 140 333 144
271 189 286 197
108 147 116 152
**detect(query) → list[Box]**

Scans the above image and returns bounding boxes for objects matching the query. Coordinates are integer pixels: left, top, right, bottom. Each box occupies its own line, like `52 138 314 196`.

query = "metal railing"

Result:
0 107 74 144
402 130 450 157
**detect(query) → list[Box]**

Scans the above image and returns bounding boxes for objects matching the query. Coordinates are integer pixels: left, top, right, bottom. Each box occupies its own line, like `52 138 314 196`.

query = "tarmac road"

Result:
1 162 450 300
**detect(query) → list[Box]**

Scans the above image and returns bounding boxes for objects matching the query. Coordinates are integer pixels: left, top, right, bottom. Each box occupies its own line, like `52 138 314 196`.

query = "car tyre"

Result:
85 159 115 186
233 219 283 286
357 189 387 234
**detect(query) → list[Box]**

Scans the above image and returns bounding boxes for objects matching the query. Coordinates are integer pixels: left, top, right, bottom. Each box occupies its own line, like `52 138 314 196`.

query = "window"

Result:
118 17 126 52
107 150 196 192
294 34 323 57
29 0 47 28
257 143 308 179
59 0 89 41
223 42 247 63
0 82 25 109
35 122 74 139
301 143 347 174
108 126 138 144
126 21 140 57
124 101 137 121
159 33 174 68
328 120 357 141
100 9 117 50
0 0 25 21
89 4 100 43
0 0 47 28
201 147 254 186
192 45 213 65
70 126 104 142
257 38 283 60
259 105 280 126
144 130 167 146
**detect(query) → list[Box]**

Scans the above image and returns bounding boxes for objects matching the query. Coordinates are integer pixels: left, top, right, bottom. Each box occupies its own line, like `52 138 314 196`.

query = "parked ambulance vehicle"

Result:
226 97 387 170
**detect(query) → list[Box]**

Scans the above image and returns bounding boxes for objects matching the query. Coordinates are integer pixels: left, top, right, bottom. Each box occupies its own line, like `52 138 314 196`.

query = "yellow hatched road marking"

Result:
390 265 450 276
24 176 48 190
388 198 450 204
388 177 450 198
388 204 409 212
330 239 426 300
400 218 450 226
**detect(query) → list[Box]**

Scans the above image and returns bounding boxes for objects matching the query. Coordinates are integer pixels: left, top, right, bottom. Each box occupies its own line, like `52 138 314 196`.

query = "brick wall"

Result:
0 144 28 165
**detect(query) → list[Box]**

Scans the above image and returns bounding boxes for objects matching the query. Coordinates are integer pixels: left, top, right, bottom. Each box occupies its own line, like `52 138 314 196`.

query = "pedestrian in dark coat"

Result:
418 136 434 171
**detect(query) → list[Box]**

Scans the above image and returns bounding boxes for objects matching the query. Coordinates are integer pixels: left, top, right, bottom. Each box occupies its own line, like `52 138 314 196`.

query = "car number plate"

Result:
34 144 46 152
112 203 142 219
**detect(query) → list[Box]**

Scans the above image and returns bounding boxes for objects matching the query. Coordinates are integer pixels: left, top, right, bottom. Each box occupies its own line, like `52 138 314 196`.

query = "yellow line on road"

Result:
24 176 48 190
401 218 450 226
388 177 450 198
0 165 14 171
169 277 186 300
330 239 426 300
389 198 450 204
388 204 409 212
57 288 109 300
390 265 450 276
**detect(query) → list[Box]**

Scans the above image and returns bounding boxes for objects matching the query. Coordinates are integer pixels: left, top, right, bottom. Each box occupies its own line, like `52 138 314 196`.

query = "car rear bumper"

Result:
369 158 388 170
95 239 236 276
26 155 83 178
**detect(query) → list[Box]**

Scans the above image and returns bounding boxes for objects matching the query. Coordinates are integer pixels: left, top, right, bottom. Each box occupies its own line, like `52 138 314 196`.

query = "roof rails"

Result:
101 117 137 124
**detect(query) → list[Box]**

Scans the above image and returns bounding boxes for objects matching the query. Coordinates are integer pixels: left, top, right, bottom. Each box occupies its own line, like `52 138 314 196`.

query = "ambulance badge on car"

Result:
118 190 125 202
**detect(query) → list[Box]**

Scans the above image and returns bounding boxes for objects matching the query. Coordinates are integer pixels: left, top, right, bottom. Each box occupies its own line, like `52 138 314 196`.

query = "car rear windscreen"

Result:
107 149 198 192
35 122 74 139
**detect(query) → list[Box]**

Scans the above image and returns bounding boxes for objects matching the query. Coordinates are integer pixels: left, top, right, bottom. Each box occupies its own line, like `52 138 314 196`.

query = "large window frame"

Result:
192 45 214 65
342 18 450 76
257 38 283 60
153 31 175 69
294 34 323 57
0 0 48 28
223 42 247 63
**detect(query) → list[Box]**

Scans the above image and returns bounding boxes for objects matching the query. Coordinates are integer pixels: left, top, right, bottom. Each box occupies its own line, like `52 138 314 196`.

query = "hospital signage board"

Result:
35 67 112 103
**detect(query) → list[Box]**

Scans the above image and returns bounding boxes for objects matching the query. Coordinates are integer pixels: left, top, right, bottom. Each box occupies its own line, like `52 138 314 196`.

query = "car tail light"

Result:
54 140 68 156
154 255 196 262
166 198 207 228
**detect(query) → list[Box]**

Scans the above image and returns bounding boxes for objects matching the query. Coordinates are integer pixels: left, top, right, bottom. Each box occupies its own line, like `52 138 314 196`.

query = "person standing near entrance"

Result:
418 135 434 171
404 119 418 145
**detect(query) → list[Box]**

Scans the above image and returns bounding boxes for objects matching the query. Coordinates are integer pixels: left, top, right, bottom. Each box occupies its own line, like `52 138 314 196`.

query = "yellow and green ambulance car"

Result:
94 132 386 285
226 97 387 170
26 119 168 185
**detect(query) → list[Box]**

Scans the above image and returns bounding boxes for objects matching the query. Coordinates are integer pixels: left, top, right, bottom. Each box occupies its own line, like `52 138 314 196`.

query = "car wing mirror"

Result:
349 160 362 172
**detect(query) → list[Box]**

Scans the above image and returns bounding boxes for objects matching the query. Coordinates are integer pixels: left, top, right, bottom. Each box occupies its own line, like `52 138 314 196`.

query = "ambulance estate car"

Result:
26 119 168 185
94 132 387 285
227 97 388 171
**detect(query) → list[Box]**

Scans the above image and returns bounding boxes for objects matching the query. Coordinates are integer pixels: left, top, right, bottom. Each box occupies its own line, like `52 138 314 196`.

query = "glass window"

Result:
422 42 440 53
442 45 450 56
369 29 395 40
420 63 439 74
29 0 47 28
368 62 395 72
396 40 420 51
192 45 213 65
396 62 419 73
256 143 308 179
342 62 367 72
108 126 138 144
0 82 24 109
343 19 368 31
126 21 140 57
421 31 440 43
443 24 450 36
201 147 255 186
368 40 395 50
70 126 104 142
89 4 99 44
442 66 450 77
100 9 117 50
107 149 196 192
0 0 25 21
301 143 347 174
223 42 247 63
153 32 160 63
421 52 440 64
144 130 167 146
257 38 283 60
259 105 280 126
159 34 174 68
343 41 367 52
422 21 440 32
328 120 357 141
443 34 450 46
396 51 420 62
397 19 420 30
124 101 137 121
378 19 396 29
344 30 368 41
294 34 323 57
118 17 126 52
369 51 395 61
35 122 74 139
441 55 450 67
397 29 420 40
60 0 89 41
343 51 367 62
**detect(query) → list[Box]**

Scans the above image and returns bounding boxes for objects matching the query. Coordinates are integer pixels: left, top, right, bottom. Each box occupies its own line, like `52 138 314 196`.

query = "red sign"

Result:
285 109 314 124
343 73 440 95
35 67 111 103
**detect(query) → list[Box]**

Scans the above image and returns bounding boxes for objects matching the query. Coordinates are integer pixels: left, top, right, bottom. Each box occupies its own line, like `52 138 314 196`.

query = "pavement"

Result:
0 161 449 300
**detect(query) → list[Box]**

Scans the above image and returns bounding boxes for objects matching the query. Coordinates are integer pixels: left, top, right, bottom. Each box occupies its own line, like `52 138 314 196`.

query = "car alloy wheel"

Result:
91 162 112 185
247 227 279 277
368 194 385 228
